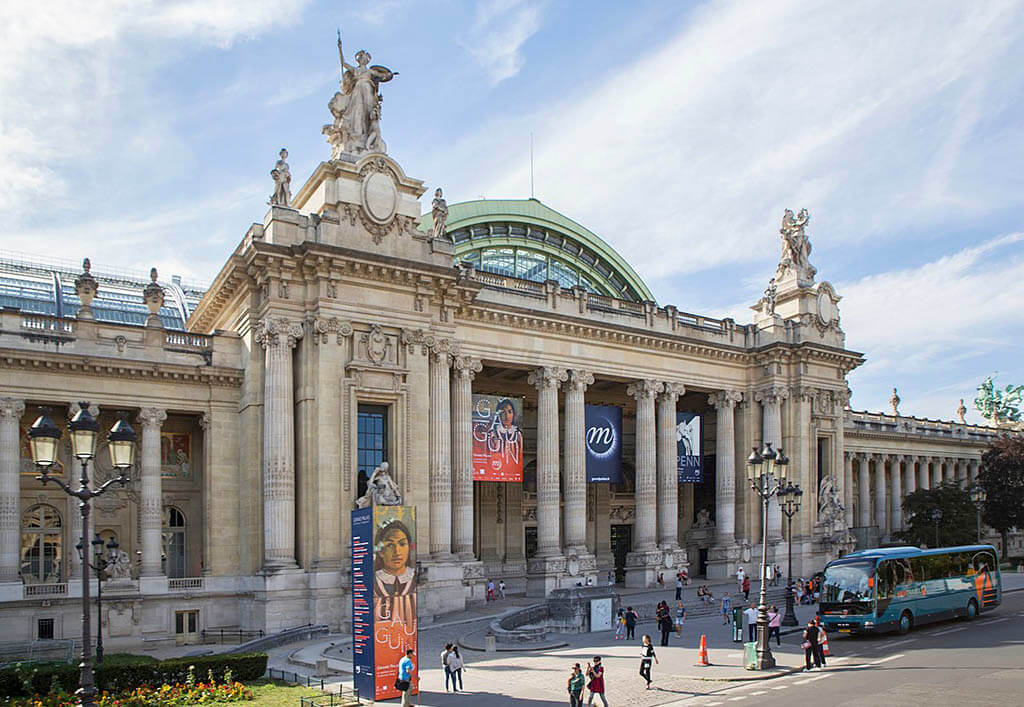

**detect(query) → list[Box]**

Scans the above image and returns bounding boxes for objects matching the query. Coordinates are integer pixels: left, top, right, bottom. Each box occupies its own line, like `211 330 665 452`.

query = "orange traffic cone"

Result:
820 631 830 657
696 634 711 666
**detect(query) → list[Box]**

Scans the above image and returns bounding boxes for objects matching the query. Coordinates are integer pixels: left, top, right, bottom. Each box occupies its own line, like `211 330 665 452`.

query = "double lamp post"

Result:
28 404 136 707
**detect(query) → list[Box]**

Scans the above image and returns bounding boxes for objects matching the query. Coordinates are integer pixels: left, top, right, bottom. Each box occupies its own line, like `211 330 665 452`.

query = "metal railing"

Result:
24 582 68 597
200 628 265 645
266 668 362 705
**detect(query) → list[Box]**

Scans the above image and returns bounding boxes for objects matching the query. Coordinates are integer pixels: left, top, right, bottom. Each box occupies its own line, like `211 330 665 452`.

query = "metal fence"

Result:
265 667 362 705
200 628 266 644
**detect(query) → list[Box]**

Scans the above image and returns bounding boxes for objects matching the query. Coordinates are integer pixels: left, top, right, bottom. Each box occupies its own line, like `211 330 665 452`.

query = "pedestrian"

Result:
675 574 683 600
441 642 454 692
397 648 414 707
445 646 464 692
657 572 665 588
614 608 625 640
657 605 673 647
744 603 758 642
721 593 732 624
736 566 746 594
742 575 751 601
487 579 495 601
674 600 686 638
639 634 658 690
765 563 774 587
624 605 638 640
679 568 690 586
585 656 607 707
802 620 822 671
767 605 782 646
774 563 783 586
813 615 828 667
607 570 614 586
567 663 585 707
498 579 506 599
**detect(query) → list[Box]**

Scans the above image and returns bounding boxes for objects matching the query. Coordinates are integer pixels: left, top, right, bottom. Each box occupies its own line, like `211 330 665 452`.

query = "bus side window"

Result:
876 561 894 600
893 559 912 587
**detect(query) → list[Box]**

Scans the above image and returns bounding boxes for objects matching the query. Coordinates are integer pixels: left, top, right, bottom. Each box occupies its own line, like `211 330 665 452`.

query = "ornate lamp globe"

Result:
28 410 61 468
107 416 137 471
69 402 99 461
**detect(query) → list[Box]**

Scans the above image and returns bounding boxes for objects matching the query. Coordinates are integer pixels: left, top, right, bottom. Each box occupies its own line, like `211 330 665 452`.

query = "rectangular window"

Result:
37 618 54 640
357 405 389 500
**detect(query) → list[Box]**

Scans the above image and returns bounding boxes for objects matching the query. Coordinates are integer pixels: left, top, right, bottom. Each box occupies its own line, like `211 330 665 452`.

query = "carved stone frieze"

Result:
609 504 635 522
360 324 392 366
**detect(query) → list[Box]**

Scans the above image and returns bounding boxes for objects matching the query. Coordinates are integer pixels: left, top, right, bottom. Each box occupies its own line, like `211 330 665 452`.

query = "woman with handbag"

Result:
567 663 585 707
802 620 822 671
585 656 608 706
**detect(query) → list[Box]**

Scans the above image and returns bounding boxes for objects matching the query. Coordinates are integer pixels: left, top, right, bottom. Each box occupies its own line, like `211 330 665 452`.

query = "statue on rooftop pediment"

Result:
269 148 292 207
777 208 816 283
323 30 398 159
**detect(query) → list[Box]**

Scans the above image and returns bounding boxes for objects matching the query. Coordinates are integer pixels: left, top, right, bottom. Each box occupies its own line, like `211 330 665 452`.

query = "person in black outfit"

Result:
639 634 658 689
802 620 822 671
624 606 638 640
657 603 673 647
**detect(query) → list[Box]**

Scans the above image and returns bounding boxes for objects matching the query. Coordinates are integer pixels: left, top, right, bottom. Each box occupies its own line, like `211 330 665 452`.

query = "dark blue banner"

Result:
585 404 623 483
351 507 374 699
676 412 703 483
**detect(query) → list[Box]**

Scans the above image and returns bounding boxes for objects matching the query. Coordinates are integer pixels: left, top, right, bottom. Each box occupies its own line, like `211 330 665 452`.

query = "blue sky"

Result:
2 0 1023 422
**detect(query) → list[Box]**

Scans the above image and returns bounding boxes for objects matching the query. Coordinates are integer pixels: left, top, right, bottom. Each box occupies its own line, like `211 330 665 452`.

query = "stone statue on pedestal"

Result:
890 388 901 415
957 398 967 424
323 30 398 159
817 475 844 528
108 549 133 581
355 462 402 508
269 148 291 207
776 208 816 282
430 188 449 242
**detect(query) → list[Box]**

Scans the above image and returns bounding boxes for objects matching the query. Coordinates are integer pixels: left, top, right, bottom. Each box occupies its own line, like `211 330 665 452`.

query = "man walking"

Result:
675 574 684 601
624 606 638 640
498 579 506 599
744 603 758 642
721 593 732 625
742 575 751 601
397 648 414 707
736 566 746 595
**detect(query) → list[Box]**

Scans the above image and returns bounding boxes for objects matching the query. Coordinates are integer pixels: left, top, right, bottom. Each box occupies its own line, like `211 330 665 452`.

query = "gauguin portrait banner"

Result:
352 505 418 701
472 394 524 482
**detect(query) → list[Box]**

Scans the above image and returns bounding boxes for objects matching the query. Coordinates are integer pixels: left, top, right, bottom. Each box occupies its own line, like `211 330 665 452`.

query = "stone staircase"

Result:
622 586 791 624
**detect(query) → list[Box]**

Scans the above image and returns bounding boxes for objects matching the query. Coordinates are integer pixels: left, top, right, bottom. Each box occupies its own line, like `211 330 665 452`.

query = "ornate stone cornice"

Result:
660 381 686 402
708 390 742 409
754 384 790 405
137 407 167 430
310 316 353 344
565 369 595 393
453 356 482 380
626 379 663 400
0 350 242 388
0 398 25 419
528 366 567 391
255 316 303 350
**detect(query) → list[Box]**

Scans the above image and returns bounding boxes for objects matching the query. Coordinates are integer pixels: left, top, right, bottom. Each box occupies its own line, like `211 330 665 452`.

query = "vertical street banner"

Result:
585 404 623 483
472 394 524 482
352 505 418 701
676 412 703 482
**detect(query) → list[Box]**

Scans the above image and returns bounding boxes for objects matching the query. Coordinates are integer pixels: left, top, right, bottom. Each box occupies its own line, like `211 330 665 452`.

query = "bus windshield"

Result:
823 560 875 603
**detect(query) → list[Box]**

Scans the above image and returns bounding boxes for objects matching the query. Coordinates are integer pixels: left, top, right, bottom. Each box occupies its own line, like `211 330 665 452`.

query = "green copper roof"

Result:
421 198 655 302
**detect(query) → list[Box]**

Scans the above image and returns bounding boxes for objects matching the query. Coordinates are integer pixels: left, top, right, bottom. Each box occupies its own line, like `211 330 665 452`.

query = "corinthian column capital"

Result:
0 398 25 419
255 316 304 349
528 366 567 391
708 390 742 409
626 379 663 401
566 369 595 393
659 381 686 403
452 355 482 380
137 407 167 429
754 384 790 405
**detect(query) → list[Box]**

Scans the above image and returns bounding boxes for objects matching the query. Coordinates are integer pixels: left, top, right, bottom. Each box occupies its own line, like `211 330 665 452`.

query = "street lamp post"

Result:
745 442 789 671
778 482 803 627
79 534 120 664
969 485 987 544
28 406 136 707
930 508 943 548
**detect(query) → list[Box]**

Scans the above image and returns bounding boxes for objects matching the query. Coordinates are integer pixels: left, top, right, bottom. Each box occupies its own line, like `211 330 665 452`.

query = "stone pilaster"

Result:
857 455 870 528
0 398 25 583
918 457 930 491
625 379 662 587
255 316 303 570
451 356 481 559
707 391 741 579
428 340 457 559
874 456 887 535
890 456 903 532
137 407 167 577
754 385 788 542
955 459 968 486
526 366 567 596
843 452 854 530
656 382 685 551
563 370 593 555
904 456 916 496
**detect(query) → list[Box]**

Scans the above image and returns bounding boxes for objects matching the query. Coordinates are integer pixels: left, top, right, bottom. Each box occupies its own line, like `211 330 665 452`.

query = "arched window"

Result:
162 507 186 578
21 504 63 584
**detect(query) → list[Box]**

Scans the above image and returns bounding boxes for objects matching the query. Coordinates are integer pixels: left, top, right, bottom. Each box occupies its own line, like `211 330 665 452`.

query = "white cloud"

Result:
461 0 543 84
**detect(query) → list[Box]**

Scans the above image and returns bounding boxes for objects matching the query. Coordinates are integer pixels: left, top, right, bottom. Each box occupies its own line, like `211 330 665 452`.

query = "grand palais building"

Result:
0 69 1008 645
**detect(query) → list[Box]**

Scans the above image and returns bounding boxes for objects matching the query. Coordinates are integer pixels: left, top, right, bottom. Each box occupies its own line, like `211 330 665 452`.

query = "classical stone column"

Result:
857 455 870 527
657 382 685 550
255 316 303 570
528 366 567 558
710 391 742 546
918 458 930 491
890 456 903 531
955 459 967 486
755 386 788 541
563 369 593 555
874 456 887 533
0 398 25 583
904 455 917 496
843 452 855 529
428 341 457 559
968 459 979 485
931 458 942 487
451 356 481 559
137 408 167 577
628 380 661 552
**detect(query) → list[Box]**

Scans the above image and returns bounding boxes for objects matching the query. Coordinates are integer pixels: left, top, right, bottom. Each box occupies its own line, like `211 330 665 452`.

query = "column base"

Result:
526 554 575 597
705 544 740 580
460 559 487 603
624 548 668 588
419 559 465 620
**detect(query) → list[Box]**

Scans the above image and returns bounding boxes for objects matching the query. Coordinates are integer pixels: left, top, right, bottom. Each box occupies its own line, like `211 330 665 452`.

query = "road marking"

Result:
769 684 789 690
749 691 767 696
727 697 748 702
982 617 1010 624
793 674 831 684
888 639 914 647
870 653 905 665
828 656 850 663
931 626 968 636
705 703 723 706
727 652 743 657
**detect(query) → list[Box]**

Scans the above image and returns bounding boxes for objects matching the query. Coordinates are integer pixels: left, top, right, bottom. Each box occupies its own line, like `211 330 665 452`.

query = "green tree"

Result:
979 436 1024 557
896 481 975 548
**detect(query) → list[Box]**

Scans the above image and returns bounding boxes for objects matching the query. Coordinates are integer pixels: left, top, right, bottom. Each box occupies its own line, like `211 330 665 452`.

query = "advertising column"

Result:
352 505 418 701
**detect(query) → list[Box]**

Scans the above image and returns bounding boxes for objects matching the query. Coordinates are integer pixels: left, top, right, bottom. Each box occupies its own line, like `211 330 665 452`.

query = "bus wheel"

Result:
898 611 913 635
965 599 978 620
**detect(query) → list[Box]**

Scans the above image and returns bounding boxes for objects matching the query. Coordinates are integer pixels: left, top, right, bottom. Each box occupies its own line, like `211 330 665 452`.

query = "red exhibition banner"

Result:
371 505 418 701
472 394 524 482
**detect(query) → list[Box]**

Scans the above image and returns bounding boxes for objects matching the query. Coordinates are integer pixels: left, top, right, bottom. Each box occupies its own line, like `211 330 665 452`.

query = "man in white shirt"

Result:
744 604 759 642
736 566 746 595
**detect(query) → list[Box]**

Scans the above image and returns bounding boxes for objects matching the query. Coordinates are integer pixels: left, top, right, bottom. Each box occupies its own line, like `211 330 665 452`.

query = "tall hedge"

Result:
0 652 267 697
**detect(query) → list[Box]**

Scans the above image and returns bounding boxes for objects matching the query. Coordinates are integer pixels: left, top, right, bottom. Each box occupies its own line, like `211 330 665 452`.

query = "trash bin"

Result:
743 641 757 670
732 607 743 643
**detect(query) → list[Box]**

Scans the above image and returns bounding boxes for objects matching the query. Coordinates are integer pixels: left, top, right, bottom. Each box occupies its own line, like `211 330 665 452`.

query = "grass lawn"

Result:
248 679 336 706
